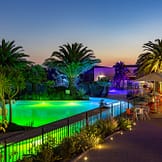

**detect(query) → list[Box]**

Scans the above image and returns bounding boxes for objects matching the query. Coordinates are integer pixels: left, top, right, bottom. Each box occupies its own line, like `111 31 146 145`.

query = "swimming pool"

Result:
5 97 129 127
0 97 130 162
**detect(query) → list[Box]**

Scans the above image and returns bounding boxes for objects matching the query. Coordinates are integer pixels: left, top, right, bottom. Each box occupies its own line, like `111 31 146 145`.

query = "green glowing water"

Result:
5 97 123 127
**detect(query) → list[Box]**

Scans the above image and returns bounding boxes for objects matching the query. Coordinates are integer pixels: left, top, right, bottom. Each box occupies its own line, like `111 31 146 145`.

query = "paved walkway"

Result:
73 116 162 162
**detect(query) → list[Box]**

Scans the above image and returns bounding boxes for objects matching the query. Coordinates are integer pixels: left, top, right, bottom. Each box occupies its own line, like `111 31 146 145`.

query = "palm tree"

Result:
58 62 86 96
44 42 100 66
44 42 101 96
0 39 32 70
0 39 32 123
113 61 129 89
136 39 162 77
97 78 110 97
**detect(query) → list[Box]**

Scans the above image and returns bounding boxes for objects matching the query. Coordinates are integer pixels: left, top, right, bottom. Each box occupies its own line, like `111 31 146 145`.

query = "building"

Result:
82 65 137 82
81 65 115 82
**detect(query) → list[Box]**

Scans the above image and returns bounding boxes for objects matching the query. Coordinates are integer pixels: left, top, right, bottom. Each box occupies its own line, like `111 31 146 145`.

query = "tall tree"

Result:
0 39 32 70
4 69 25 123
58 62 85 95
0 72 10 123
97 77 110 97
24 64 47 96
136 39 162 77
0 39 32 123
44 42 101 96
113 61 129 89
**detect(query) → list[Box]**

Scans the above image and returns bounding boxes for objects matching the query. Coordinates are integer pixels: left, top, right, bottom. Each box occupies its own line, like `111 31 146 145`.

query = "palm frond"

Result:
136 38 162 75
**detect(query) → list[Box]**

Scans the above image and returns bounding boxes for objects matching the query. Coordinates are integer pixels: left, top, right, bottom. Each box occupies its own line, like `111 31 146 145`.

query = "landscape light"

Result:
133 122 136 126
120 131 123 135
84 156 88 161
97 144 102 149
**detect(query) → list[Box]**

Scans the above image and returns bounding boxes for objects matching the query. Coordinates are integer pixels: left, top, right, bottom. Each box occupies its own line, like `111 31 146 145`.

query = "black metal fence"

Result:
0 100 129 162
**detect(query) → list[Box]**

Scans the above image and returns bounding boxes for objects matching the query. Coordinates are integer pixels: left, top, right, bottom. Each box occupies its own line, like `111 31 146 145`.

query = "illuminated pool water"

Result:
6 97 129 127
0 97 130 162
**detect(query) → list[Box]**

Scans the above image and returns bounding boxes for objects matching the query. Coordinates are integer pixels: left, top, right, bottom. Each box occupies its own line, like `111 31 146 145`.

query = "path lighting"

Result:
84 156 88 161
133 122 136 126
97 144 102 149
120 131 123 135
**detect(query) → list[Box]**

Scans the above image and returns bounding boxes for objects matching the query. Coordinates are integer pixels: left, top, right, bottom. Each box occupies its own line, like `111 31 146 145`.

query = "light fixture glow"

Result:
133 122 136 126
84 156 88 161
120 131 123 135
97 144 102 149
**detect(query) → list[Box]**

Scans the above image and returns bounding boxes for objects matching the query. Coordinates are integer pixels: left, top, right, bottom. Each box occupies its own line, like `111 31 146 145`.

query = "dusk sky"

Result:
1 0 162 66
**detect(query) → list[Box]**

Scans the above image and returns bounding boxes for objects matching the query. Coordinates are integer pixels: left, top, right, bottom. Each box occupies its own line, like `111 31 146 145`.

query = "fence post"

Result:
4 140 6 162
100 107 102 119
111 103 114 117
107 106 110 119
67 118 70 137
42 128 44 145
86 112 88 126
128 99 130 108
120 101 122 116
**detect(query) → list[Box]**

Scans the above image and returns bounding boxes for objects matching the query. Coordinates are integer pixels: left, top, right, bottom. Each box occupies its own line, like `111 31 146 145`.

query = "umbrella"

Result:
136 72 162 112
136 72 162 81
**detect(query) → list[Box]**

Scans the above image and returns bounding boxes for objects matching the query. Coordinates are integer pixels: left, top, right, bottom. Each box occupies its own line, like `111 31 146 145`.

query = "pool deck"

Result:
73 116 162 162
73 93 162 162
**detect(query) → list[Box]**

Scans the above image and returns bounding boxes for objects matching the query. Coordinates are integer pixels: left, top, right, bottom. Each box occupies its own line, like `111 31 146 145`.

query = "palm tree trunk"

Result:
1 97 7 123
9 98 12 123
68 77 77 97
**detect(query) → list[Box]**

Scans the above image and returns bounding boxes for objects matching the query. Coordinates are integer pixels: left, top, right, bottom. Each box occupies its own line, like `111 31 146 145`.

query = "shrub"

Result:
0 120 8 133
94 119 107 138
117 117 132 130
56 137 76 161
17 157 33 162
35 143 58 162
16 117 134 162
105 118 119 135
80 125 103 147
34 137 60 162
77 88 86 97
